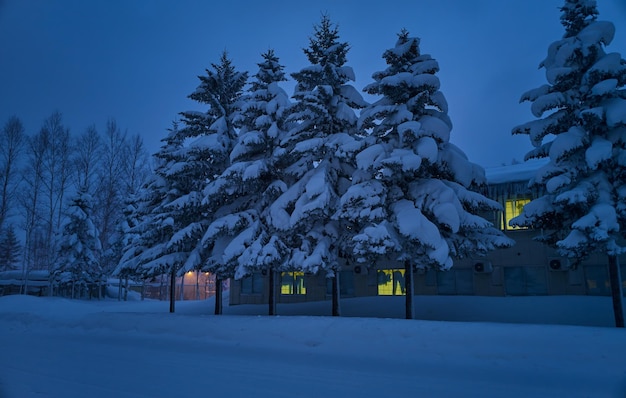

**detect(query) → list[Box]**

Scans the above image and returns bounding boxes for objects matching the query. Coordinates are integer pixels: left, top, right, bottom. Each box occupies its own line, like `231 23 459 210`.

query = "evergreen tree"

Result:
269 15 366 316
511 0 626 327
119 122 189 312
112 190 145 300
200 50 291 315
337 30 512 319
0 225 21 272
53 189 102 299
172 53 247 314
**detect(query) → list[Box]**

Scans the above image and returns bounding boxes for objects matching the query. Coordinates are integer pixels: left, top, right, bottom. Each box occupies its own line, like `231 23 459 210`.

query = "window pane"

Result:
504 266 547 296
340 271 355 296
377 269 405 296
503 198 530 230
326 271 355 296
437 271 456 295
241 273 263 294
585 265 610 296
377 270 393 295
504 267 525 296
252 273 263 294
241 276 253 294
294 272 306 294
455 269 474 295
280 272 294 294
525 267 548 295
281 272 306 295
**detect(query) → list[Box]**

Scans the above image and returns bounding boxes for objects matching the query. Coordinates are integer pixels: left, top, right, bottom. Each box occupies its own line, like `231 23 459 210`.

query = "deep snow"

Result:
0 294 625 398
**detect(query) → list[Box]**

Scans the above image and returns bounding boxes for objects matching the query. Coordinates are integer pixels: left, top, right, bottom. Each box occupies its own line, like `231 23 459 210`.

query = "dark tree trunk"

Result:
405 260 414 320
608 255 624 328
169 267 176 313
332 272 341 317
268 268 276 316
123 277 129 301
214 277 222 315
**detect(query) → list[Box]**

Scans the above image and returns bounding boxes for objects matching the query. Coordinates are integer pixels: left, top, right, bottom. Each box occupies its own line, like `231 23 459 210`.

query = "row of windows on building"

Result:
242 266 626 297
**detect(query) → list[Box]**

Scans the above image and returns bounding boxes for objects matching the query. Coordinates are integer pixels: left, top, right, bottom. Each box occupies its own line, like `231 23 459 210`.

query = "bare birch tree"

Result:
94 119 128 274
0 116 26 233
72 124 102 194
38 112 72 267
20 127 47 292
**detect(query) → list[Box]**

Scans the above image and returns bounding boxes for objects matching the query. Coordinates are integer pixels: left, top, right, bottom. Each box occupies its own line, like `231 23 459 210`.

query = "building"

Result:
0 269 224 301
229 160 626 305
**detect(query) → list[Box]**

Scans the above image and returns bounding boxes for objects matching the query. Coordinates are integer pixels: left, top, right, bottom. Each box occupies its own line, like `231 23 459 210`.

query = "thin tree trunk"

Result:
195 271 200 300
123 277 129 301
179 273 184 301
332 271 341 317
214 277 222 315
268 268 276 316
405 260 414 320
608 255 624 328
21 268 29 295
169 267 176 313
0 161 12 233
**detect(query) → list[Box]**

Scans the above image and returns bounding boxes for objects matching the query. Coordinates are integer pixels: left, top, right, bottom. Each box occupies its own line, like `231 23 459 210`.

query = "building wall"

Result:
230 248 626 306
229 175 626 306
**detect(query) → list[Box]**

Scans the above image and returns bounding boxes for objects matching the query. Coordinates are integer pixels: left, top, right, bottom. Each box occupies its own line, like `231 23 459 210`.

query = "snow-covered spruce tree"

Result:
196 50 292 316
511 0 626 327
52 189 102 299
0 225 21 272
269 16 366 316
176 52 247 315
113 187 148 301
117 122 188 311
337 30 512 319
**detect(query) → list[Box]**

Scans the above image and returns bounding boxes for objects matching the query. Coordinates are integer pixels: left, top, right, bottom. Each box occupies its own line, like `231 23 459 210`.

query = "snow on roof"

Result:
0 270 49 280
485 159 548 185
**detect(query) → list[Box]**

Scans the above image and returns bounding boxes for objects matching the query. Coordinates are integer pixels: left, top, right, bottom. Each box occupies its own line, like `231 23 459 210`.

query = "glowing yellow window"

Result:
280 271 306 295
502 198 530 230
377 269 406 296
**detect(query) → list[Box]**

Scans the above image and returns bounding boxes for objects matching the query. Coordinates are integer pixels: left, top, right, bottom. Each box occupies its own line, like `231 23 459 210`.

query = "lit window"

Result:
502 198 531 230
281 271 306 295
241 273 263 295
377 269 405 296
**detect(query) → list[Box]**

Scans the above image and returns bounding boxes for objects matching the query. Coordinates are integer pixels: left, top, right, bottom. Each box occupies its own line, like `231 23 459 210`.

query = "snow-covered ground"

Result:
0 294 625 398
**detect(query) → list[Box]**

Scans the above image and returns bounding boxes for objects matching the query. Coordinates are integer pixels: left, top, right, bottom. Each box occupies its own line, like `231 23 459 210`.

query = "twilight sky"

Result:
1 0 625 168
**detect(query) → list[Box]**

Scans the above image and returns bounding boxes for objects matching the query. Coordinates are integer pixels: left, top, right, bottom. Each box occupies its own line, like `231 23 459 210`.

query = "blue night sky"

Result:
1 0 625 168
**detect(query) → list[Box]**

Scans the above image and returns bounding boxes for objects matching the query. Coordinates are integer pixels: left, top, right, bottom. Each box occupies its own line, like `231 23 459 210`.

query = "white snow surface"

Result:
0 295 625 398
485 159 549 184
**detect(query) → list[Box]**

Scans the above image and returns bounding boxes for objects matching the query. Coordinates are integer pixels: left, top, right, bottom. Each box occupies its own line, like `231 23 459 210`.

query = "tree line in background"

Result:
0 112 151 297
3 0 624 327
